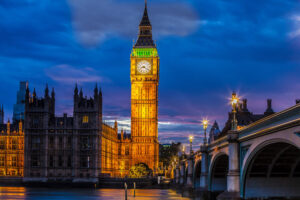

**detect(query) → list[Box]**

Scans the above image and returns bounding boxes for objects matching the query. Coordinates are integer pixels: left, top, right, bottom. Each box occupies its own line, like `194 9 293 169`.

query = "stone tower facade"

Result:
24 85 103 183
130 1 159 172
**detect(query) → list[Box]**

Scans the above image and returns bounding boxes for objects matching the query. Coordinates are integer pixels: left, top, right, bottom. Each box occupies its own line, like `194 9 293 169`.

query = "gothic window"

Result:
12 156 17 167
49 136 54 149
49 155 54 168
80 156 88 168
118 146 121 155
80 136 91 150
67 136 72 149
31 155 40 167
67 155 72 168
59 136 63 149
12 139 18 150
82 116 89 124
58 155 63 167
125 146 129 155
125 161 129 170
0 156 4 166
32 117 39 128
0 139 5 150
81 115 89 128
31 136 41 150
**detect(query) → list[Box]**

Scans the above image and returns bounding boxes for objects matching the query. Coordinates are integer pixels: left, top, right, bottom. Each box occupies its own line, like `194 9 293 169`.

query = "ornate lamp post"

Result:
231 92 239 131
189 135 193 155
202 119 209 145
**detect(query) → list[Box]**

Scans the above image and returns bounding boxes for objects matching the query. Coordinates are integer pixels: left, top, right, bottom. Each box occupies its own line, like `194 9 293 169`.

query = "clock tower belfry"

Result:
130 0 159 172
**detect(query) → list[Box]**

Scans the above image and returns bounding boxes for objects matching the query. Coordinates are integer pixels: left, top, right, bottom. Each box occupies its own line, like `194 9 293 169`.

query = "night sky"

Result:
1 0 300 148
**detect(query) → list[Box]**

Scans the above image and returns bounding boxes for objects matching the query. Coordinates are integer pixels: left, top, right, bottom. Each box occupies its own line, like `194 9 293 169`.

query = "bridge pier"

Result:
200 145 208 190
218 131 241 200
179 161 185 185
186 157 193 188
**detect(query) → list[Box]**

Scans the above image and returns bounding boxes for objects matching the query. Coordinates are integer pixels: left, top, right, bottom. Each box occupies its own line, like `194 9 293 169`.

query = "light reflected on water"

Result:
0 187 192 200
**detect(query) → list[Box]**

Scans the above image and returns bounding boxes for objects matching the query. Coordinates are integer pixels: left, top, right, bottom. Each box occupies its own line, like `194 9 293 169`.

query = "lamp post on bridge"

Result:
201 119 209 145
189 135 193 155
231 92 239 131
218 92 241 200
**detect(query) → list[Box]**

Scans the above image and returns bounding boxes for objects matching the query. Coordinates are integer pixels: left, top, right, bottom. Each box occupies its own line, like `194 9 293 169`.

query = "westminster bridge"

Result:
173 100 300 199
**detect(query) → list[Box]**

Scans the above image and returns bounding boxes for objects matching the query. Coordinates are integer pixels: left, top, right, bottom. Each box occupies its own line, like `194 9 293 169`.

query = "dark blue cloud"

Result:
0 0 300 144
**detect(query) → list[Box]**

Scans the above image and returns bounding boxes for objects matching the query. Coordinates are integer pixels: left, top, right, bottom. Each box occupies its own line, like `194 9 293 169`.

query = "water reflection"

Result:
0 187 192 200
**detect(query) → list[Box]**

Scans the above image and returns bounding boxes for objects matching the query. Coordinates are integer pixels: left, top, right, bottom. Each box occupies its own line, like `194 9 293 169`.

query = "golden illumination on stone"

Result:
130 46 159 172
0 121 24 177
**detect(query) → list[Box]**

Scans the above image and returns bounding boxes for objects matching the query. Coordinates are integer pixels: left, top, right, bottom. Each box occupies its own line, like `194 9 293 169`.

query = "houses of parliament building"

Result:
0 1 159 183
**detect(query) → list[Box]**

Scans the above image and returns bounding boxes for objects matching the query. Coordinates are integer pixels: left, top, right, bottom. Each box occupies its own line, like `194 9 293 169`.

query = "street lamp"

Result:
189 135 194 155
231 92 239 131
202 119 209 145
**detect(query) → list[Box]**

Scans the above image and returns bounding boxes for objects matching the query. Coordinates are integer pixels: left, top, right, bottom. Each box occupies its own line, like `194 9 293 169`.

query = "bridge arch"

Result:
242 139 300 198
208 152 229 192
193 160 201 188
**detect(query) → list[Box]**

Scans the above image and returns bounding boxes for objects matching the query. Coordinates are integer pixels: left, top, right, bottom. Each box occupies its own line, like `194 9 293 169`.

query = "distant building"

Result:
219 98 275 138
208 121 221 143
13 81 28 123
0 105 3 124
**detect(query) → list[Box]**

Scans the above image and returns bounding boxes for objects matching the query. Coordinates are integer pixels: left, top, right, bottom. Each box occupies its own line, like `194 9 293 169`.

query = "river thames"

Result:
0 187 194 200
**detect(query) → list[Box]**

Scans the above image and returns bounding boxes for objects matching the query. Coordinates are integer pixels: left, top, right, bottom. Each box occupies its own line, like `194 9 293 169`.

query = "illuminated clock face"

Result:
137 60 151 74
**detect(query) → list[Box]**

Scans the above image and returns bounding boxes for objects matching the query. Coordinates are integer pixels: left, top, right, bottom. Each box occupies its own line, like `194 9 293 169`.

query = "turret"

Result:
242 99 249 112
208 121 220 143
121 129 124 141
264 99 274 116
114 120 118 133
45 84 49 98
94 84 98 99
19 120 23 133
33 88 36 100
7 119 10 134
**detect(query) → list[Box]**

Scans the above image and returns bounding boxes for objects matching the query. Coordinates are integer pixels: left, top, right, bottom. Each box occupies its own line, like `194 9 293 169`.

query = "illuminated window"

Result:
125 146 129 155
82 116 89 124
0 157 4 166
12 139 18 150
0 139 5 150
12 156 17 167
125 161 129 170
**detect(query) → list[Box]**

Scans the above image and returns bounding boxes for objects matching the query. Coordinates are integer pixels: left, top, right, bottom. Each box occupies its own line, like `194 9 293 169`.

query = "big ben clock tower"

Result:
130 0 159 172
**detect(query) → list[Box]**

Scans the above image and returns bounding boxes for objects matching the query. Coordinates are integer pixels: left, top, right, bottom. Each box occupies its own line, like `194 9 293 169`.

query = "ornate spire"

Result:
134 0 155 47
94 83 98 98
74 83 78 95
45 84 49 98
33 88 36 99
140 0 151 27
